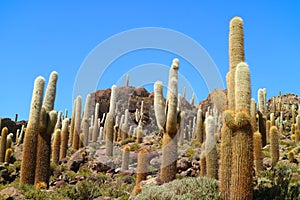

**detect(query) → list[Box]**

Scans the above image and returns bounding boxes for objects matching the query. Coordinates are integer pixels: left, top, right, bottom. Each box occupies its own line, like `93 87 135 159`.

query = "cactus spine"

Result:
0 127 8 162
20 76 45 185
136 148 148 185
52 129 61 164
72 96 82 150
105 85 117 156
270 126 279 166
205 116 218 179
121 145 130 171
160 58 179 183
60 118 69 160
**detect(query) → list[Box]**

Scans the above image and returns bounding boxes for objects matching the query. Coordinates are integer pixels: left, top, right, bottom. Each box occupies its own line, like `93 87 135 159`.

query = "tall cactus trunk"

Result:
20 77 45 185
160 58 179 183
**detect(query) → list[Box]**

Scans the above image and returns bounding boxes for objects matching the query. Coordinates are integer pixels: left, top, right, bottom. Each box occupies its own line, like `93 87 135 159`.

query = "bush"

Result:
134 176 220 200
254 162 300 200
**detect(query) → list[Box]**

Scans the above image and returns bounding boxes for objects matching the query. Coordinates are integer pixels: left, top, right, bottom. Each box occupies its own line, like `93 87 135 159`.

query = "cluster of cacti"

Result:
219 17 254 200
2 15 298 200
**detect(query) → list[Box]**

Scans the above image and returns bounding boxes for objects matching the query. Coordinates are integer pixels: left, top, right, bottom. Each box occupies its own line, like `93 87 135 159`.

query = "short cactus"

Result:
136 148 148 185
0 127 8 162
5 148 12 163
270 126 279 166
121 145 130 171
195 109 203 143
52 129 61 164
205 116 218 179
253 131 263 173
60 118 69 160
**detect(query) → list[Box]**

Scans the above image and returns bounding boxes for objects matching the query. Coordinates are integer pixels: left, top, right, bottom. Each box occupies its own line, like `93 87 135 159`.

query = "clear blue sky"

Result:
0 1 299 120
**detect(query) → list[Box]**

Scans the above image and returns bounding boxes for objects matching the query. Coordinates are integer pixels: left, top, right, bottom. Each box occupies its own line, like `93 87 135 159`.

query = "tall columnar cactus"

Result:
253 131 263 174
72 96 82 150
136 125 143 143
69 99 77 145
205 116 218 179
190 92 195 106
105 85 117 156
154 81 166 132
17 125 25 145
35 71 58 187
20 76 45 185
121 145 130 171
250 98 257 131
258 111 267 147
270 113 275 127
136 148 149 185
81 117 89 147
231 62 253 200
35 110 57 186
291 104 296 124
125 74 129 87
0 127 8 162
52 129 61 164
258 88 266 116
200 150 206 176
6 133 13 149
195 109 203 143
220 16 244 200
121 109 129 140
270 126 279 166
92 103 100 142
54 111 62 130
60 118 69 160
266 120 271 144
178 111 185 146
159 58 180 183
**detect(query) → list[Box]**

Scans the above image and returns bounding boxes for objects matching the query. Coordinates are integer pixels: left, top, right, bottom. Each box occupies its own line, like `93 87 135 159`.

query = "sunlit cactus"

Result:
20 76 45 185
121 145 130 171
253 131 263 174
160 58 180 183
154 81 166 132
270 126 279 166
60 118 69 160
52 129 61 164
72 96 82 150
0 127 8 162
136 148 149 185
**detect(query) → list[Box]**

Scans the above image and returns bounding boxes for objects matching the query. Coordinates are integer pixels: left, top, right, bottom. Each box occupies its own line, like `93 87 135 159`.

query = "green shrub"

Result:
134 176 220 200
254 162 300 200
